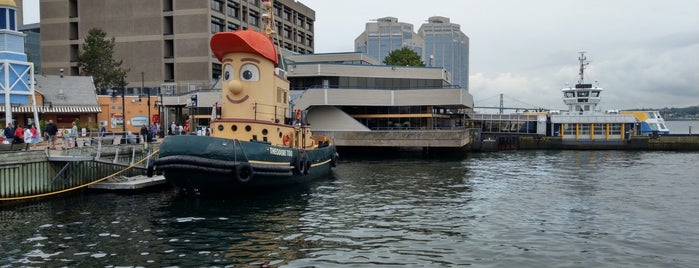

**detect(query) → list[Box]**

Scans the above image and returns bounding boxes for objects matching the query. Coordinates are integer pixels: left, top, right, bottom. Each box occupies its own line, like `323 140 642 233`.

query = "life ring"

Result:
283 134 290 146
295 109 301 120
234 162 254 183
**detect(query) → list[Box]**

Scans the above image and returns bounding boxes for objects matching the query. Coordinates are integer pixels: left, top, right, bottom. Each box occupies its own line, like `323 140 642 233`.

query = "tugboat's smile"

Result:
226 95 249 104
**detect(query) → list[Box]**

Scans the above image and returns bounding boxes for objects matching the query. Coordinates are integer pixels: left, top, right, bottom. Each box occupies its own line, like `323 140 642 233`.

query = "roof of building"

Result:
34 75 99 106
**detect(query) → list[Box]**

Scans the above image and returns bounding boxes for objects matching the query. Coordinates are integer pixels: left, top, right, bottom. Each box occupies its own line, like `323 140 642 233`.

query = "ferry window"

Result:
564 124 576 136
647 112 654 119
579 124 590 135
594 124 605 135
565 92 575 98
577 91 589 97
610 124 622 135
591 91 600 97
650 123 659 131
659 123 666 130
577 98 588 103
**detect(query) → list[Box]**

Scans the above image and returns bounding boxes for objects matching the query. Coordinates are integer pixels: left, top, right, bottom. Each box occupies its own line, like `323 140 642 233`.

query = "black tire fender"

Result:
235 162 254 183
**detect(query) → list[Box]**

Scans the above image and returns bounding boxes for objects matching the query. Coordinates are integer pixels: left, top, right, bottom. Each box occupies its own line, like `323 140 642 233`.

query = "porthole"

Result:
217 124 224 131
245 125 252 132
231 125 238 131
262 129 268 135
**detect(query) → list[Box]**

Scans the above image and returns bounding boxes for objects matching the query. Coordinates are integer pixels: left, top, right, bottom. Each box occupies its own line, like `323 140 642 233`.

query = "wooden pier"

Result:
1 140 160 202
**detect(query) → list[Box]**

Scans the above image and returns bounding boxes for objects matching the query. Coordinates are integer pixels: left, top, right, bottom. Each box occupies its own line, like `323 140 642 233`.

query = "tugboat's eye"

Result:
224 64 233 81
240 64 259 81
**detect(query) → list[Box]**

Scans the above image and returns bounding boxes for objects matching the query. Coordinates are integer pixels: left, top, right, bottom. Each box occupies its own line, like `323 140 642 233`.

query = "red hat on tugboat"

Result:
210 30 278 67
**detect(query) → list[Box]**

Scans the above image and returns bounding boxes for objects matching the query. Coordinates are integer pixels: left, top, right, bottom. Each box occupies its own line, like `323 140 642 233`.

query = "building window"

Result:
163 0 173 11
211 17 224 33
227 22 239 32
211 0 224 13
249 11 259 26
227 3 240 19
212 63 222 81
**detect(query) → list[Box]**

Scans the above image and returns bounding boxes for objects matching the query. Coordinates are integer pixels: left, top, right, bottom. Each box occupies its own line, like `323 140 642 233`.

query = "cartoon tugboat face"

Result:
211 30 280 119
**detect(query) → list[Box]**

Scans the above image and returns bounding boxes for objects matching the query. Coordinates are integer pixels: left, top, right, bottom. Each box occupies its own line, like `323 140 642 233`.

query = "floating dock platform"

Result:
88 175 167 190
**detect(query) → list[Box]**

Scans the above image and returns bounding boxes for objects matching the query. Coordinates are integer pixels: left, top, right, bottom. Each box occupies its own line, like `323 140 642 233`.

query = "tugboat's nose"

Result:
228 80 243 94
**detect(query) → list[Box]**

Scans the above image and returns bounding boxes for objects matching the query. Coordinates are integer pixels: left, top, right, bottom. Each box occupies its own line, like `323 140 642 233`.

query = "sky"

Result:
22 0 699 110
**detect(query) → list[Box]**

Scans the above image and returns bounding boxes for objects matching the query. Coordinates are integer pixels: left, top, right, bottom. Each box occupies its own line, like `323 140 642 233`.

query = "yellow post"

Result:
621 123 625 141
560 124 564 138
575 124 579 140
591 124 594 140
605 123 610 140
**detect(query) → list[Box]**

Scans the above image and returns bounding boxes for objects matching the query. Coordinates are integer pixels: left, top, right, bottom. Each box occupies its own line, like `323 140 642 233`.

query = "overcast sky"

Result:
23 0 698 110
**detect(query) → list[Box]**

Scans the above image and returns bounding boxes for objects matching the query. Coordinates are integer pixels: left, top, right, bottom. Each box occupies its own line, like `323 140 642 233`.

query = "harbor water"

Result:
1 149 697 267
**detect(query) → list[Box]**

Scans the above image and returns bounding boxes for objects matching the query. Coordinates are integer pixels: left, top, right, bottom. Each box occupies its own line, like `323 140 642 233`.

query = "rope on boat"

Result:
0 150 160 201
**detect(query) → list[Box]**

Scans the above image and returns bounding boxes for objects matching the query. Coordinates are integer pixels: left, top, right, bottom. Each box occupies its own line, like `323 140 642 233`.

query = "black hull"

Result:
154 136 337 195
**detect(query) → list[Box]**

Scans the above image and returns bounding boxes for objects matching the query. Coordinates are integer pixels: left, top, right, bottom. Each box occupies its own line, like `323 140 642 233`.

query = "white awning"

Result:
0 106 101 113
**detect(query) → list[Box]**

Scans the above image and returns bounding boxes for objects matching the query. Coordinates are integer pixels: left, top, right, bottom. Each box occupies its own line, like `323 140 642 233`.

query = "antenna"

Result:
577 51 589 84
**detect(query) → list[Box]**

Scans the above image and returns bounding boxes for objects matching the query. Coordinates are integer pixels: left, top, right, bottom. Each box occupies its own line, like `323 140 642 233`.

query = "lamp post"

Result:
143 72 150 141
121 77 126 136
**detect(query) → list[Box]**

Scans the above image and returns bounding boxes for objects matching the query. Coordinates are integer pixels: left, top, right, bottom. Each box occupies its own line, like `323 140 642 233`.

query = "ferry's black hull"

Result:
154 135 337 195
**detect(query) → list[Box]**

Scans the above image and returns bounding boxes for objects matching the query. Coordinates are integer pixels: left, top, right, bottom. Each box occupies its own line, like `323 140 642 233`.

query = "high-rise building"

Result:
39 0 315 93
419 16 469 91
355 16 469 91
19 23 40 73
354 17 424 64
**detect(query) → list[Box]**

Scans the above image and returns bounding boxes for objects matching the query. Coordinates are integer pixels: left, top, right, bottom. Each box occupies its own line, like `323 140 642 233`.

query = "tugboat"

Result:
154 0 337 195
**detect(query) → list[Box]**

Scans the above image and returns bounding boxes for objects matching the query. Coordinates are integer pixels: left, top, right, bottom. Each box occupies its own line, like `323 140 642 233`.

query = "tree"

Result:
77 28 129 92
383 47 425 67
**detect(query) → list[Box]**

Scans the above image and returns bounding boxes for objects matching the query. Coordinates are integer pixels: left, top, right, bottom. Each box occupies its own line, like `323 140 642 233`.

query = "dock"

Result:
88 175 167 190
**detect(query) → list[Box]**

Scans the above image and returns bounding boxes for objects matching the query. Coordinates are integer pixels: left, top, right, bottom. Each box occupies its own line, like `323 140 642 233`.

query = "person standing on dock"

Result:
70 122 78 148
13 124 24 144
100 122 106 137
30 124 38 143
45 120 58 149
24 125 34 145
3 122 14 144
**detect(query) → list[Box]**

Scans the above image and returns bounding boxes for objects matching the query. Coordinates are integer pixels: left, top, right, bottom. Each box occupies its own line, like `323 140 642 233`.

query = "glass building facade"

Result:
355 17 424 64
355 16 469 91
419 16 469 90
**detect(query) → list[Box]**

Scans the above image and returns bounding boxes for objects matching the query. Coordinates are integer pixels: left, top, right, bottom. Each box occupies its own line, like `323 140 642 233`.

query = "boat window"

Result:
577 98 588 103
594 123 606 135
610 124 622 135
564 124 576 136
650 123 659 131
577 91 589 97
659 123 667 130
565 92 575 98
579 124 590 135
647 112 654 119
591 91 600 97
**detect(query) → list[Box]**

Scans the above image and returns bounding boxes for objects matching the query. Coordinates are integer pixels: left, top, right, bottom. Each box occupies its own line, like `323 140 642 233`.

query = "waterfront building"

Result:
0 0 37 127
39 0 315 94
285 52 474 147
355 16 470 91
2 0 101 134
